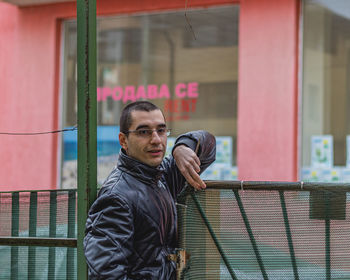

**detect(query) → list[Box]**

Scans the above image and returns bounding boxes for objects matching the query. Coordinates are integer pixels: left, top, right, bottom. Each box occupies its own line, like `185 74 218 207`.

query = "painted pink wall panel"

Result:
237 0 299 181
0 3 74 190
0 3 18 132
0 3 20 189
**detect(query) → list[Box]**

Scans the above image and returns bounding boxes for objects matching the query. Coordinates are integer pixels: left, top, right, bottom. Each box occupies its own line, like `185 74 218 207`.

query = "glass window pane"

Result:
301 0 350 182
61 6 239 188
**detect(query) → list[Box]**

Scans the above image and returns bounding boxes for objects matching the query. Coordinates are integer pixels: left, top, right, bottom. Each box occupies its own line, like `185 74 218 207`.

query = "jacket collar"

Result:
117 149 164 184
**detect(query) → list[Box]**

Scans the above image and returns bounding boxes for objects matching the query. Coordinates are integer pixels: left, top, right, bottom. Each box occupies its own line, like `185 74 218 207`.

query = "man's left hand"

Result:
173 145 206 190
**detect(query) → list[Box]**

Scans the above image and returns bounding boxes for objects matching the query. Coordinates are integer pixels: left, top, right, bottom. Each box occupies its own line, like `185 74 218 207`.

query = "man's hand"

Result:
173 145 206 190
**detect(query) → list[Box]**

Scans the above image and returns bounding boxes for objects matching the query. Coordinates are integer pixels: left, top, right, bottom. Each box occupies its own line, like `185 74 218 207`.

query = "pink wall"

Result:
237 0 299 181
0 0 299 190
0 2 75 191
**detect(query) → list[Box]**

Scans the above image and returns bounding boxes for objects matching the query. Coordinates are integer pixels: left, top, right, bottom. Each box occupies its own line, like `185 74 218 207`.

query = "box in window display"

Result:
215 136 233 165
320 167 342 182
220 165 238 181
301 167 322 182
165 136 232 160
200 163 238 181
200 136 237 180
311 135 333 169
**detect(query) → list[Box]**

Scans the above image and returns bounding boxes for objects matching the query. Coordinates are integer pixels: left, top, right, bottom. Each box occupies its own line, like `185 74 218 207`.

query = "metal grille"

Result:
0 190 77 280
177 184 350 280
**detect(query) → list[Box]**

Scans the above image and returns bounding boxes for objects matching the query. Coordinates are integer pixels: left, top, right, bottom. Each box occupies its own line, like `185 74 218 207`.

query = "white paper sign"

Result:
311 135 333 168
215 136 232 165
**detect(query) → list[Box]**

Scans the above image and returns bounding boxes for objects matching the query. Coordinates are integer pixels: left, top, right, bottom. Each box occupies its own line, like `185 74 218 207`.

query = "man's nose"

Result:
150 130 162 143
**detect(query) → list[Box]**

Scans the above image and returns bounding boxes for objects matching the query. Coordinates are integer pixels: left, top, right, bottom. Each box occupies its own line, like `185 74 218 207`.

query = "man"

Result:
84 101 216 279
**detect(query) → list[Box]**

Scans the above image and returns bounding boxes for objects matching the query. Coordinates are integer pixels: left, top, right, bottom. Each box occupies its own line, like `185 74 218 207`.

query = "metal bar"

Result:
77 0 97 278
325 194 331 280
203 181 350 191
0 189 77 194
48 191 57 279
279 191 299 280
67 190 77 279
28 192 38 280
190 193 238 280
233 190 268 280
11 192 19 280
0 237 77 247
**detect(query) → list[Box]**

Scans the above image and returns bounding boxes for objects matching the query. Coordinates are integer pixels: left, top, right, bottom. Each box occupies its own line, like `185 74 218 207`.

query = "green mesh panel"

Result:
177 189 350 280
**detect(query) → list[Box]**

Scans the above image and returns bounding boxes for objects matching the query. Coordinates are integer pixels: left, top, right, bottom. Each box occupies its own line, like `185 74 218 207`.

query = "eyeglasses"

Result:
126 128 171 138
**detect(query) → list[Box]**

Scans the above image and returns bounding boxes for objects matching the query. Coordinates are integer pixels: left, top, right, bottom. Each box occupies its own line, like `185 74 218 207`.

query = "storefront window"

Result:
301 0 350 182
61 6 239 188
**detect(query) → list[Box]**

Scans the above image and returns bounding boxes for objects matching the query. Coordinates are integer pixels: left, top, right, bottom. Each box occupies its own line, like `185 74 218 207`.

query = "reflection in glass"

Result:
61 6 239 187
301 0 350 182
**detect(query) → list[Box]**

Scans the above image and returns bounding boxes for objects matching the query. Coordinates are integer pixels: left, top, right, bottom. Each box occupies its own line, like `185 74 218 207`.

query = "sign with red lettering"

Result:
97 82 199 121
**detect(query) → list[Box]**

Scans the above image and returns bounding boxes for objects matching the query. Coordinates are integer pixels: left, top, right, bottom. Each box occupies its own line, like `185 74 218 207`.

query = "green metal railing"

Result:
1 181 350 279
0 189 77 279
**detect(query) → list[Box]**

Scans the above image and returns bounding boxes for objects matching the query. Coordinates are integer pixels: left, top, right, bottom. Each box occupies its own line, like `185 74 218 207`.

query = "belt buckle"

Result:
167 254 177 262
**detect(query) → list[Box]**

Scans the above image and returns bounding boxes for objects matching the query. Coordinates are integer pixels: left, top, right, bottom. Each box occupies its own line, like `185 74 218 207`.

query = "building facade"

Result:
0 0 349 190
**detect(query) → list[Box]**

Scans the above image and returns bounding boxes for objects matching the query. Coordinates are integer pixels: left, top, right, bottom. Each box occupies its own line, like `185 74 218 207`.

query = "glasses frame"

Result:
126 128 171 137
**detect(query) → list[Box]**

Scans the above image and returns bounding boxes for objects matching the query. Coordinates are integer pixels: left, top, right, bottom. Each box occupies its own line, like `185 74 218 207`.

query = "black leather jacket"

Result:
84 131 216 279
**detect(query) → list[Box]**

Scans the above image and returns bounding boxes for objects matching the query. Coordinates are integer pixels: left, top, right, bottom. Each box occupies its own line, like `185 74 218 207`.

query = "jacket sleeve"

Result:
84 192 134 280
162 130 216 198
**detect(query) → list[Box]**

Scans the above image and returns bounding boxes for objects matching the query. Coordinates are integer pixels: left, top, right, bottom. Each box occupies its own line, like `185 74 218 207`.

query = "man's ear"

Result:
119 132 128 151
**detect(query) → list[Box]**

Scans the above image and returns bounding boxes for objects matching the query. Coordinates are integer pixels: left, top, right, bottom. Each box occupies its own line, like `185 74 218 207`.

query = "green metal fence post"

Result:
11 192 19 280
67 190 76 279
77 0 97 278
48 191 57 279
28 192 38 280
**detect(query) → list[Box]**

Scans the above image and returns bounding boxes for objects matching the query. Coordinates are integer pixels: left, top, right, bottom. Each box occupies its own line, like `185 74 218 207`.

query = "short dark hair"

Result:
120 101 161 134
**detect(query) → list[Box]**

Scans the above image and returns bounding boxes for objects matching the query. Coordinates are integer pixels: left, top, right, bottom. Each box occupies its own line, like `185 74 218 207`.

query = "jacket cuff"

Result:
172 136 198 156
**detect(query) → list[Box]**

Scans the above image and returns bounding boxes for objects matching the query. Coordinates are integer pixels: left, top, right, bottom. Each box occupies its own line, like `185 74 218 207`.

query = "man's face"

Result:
119 109 167 167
